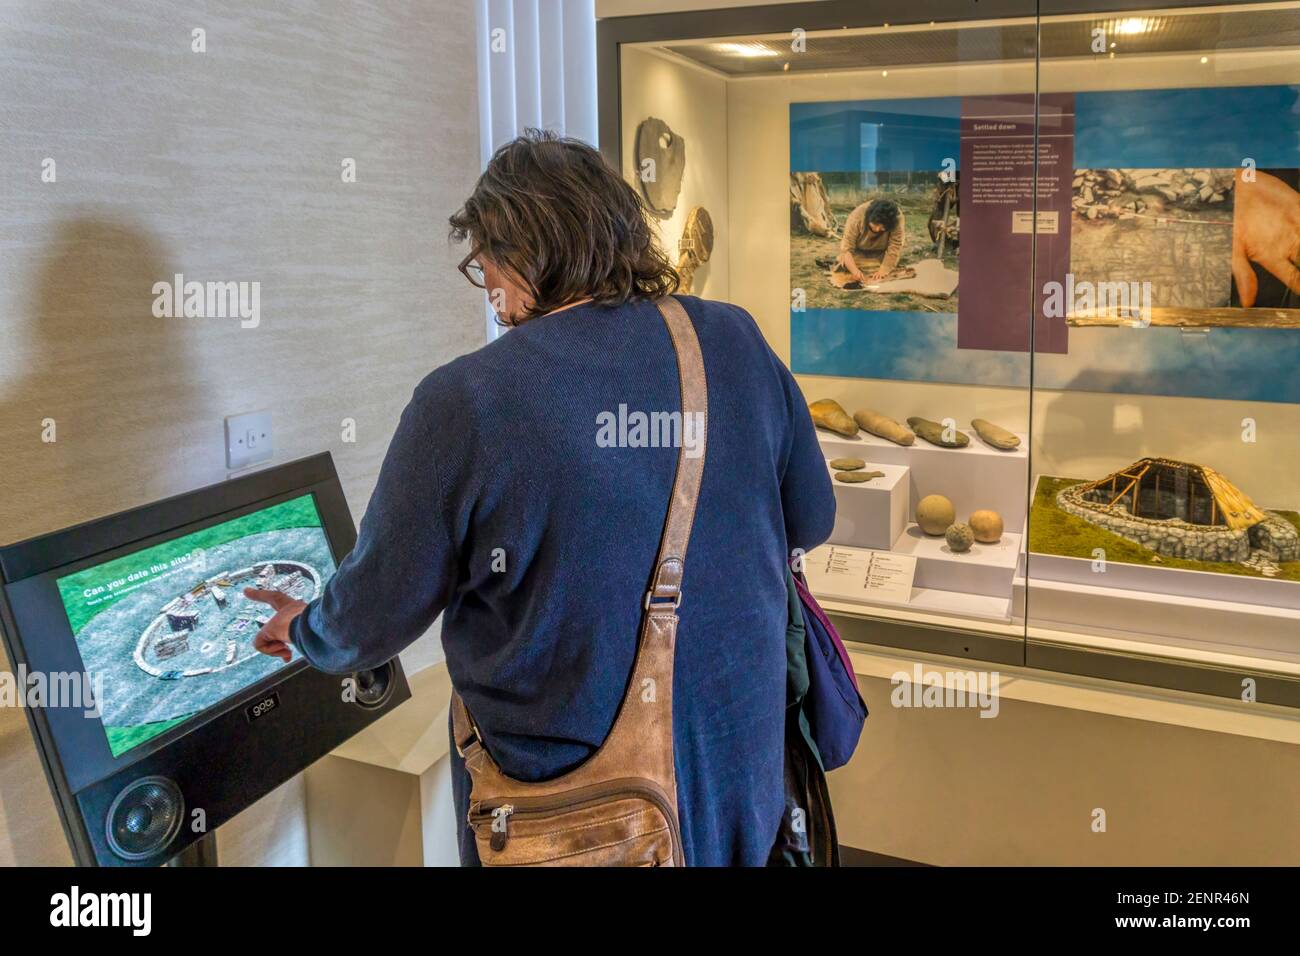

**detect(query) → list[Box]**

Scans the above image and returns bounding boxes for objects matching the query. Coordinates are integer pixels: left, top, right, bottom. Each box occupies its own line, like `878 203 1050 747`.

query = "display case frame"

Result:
597 0 1300 709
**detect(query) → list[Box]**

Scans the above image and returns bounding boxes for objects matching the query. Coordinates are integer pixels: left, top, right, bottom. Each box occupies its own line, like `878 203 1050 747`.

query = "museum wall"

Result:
726 48 1300 508
621 46 730 301
0 1 483 865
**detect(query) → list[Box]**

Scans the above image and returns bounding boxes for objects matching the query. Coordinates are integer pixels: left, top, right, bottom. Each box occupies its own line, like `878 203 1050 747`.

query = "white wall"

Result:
0 0 483 866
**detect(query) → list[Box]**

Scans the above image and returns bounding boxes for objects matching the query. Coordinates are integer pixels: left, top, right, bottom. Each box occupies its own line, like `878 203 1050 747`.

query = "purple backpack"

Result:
793 573 867 771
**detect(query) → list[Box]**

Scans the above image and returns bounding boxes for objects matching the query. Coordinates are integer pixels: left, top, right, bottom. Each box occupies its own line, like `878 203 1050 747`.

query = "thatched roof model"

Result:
1073 457 1266 530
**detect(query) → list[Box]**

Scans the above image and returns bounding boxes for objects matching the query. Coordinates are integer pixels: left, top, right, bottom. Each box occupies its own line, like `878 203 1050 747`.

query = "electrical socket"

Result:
225 410 273 471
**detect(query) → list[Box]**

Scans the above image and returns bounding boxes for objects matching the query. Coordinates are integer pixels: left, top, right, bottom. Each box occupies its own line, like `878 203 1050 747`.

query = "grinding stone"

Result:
945 522 974 553
834 470 884 483
969 509 1004 543
915 494 956 535
830 458 866 471
809 399 858 438
907 416 969 448
853 408 915 446
971 418 1021 450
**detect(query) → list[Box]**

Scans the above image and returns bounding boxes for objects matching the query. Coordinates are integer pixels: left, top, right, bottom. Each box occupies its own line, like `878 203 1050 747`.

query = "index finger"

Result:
243 587 291 610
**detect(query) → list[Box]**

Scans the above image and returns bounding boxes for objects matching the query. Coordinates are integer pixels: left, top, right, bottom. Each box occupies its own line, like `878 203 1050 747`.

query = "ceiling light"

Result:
715 42 778 58
1115 17 1150 35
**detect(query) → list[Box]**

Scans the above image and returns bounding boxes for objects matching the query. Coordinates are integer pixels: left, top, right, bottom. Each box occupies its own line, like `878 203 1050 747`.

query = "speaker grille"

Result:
353 660 396 710
105 775 184 861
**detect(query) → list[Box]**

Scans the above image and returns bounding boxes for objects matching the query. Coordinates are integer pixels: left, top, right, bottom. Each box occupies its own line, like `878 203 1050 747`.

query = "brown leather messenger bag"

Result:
450 295 707 866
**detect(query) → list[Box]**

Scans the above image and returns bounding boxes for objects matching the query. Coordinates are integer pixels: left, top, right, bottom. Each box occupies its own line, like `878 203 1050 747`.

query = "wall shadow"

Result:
0 215 200 864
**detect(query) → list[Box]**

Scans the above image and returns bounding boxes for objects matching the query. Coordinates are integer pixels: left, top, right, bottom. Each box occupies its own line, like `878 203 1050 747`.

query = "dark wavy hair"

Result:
449 129 678 325
865 198 901 232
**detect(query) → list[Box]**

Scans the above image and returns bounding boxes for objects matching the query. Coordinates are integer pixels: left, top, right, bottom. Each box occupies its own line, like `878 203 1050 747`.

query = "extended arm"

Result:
250 388 459 674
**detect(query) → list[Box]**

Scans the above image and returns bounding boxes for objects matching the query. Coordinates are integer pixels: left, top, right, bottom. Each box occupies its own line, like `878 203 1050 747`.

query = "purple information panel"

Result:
958 94 1074 353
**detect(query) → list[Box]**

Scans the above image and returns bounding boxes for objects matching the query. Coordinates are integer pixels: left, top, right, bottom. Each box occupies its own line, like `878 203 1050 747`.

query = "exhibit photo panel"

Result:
1023 2 1300 691
705 9 1042 654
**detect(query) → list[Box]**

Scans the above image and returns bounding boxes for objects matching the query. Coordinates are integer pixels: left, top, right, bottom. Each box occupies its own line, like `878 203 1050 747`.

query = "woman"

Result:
836 197 905 284
246 130 836 866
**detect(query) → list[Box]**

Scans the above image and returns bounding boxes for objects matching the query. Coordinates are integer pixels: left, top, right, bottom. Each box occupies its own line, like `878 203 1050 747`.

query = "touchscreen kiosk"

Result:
0 453 410 866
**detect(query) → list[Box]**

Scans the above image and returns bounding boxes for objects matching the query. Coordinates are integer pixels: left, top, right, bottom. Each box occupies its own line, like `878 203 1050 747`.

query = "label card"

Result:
805 544 918 606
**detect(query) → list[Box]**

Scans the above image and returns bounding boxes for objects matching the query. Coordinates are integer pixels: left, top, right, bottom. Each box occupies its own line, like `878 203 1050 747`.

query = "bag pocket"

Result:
470 784 681 867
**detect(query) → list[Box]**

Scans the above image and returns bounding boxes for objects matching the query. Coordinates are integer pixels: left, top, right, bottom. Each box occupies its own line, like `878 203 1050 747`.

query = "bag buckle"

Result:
644 589 683 611
455 729 476 759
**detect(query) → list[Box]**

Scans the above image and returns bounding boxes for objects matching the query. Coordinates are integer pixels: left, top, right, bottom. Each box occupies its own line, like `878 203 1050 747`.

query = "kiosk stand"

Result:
0 453 411 866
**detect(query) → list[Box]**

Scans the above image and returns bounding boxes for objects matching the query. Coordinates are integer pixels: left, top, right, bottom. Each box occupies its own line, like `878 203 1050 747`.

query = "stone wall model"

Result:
1249 514 1300 562
1056 485 1251 562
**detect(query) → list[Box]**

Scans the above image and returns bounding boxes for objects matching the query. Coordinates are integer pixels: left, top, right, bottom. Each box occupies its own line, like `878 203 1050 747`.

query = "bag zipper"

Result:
471 777 683 860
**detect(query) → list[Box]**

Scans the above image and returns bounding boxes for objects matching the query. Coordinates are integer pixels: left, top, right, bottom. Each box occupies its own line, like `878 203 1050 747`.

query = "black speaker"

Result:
353 660 397 710
104 775 184 861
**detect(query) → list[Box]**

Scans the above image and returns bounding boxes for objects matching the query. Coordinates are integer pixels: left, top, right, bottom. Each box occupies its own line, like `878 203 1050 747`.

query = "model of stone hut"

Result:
1056 458 1299 564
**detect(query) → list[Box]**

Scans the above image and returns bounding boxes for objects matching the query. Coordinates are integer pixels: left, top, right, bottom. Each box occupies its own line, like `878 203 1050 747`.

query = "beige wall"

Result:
621 47 730 300
0 1 482 865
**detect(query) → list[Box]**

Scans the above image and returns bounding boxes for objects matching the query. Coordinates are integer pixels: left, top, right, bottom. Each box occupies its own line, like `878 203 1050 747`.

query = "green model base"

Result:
1029 477 1300 583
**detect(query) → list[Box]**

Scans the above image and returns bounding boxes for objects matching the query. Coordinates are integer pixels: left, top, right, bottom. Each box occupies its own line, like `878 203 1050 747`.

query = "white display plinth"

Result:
304 664 459 866
826 460 908 551
1014 573 1300 661
817 429 1028 534
894 524 1022 598
808 535 1019 616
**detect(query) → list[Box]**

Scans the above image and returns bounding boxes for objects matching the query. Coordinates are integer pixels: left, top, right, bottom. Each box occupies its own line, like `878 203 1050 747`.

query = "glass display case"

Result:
598 0 1300 706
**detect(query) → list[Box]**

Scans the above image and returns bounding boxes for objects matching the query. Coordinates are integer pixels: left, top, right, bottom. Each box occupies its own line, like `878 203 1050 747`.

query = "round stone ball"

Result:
915 494 955 536
945 522 974 553
968 509 1004 544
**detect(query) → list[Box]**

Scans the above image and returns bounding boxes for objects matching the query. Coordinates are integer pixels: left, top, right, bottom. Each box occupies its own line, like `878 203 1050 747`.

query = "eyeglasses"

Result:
457 254 488 287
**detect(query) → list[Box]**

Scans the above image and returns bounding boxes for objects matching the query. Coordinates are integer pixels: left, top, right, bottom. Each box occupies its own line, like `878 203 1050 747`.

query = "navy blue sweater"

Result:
291 295 836 866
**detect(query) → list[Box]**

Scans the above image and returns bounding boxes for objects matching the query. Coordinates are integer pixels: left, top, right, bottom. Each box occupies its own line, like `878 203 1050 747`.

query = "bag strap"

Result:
644 295 708 610
452 295 707 757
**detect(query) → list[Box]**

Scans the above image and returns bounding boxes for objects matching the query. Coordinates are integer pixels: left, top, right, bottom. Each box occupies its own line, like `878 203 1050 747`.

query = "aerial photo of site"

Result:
57 495 336 757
